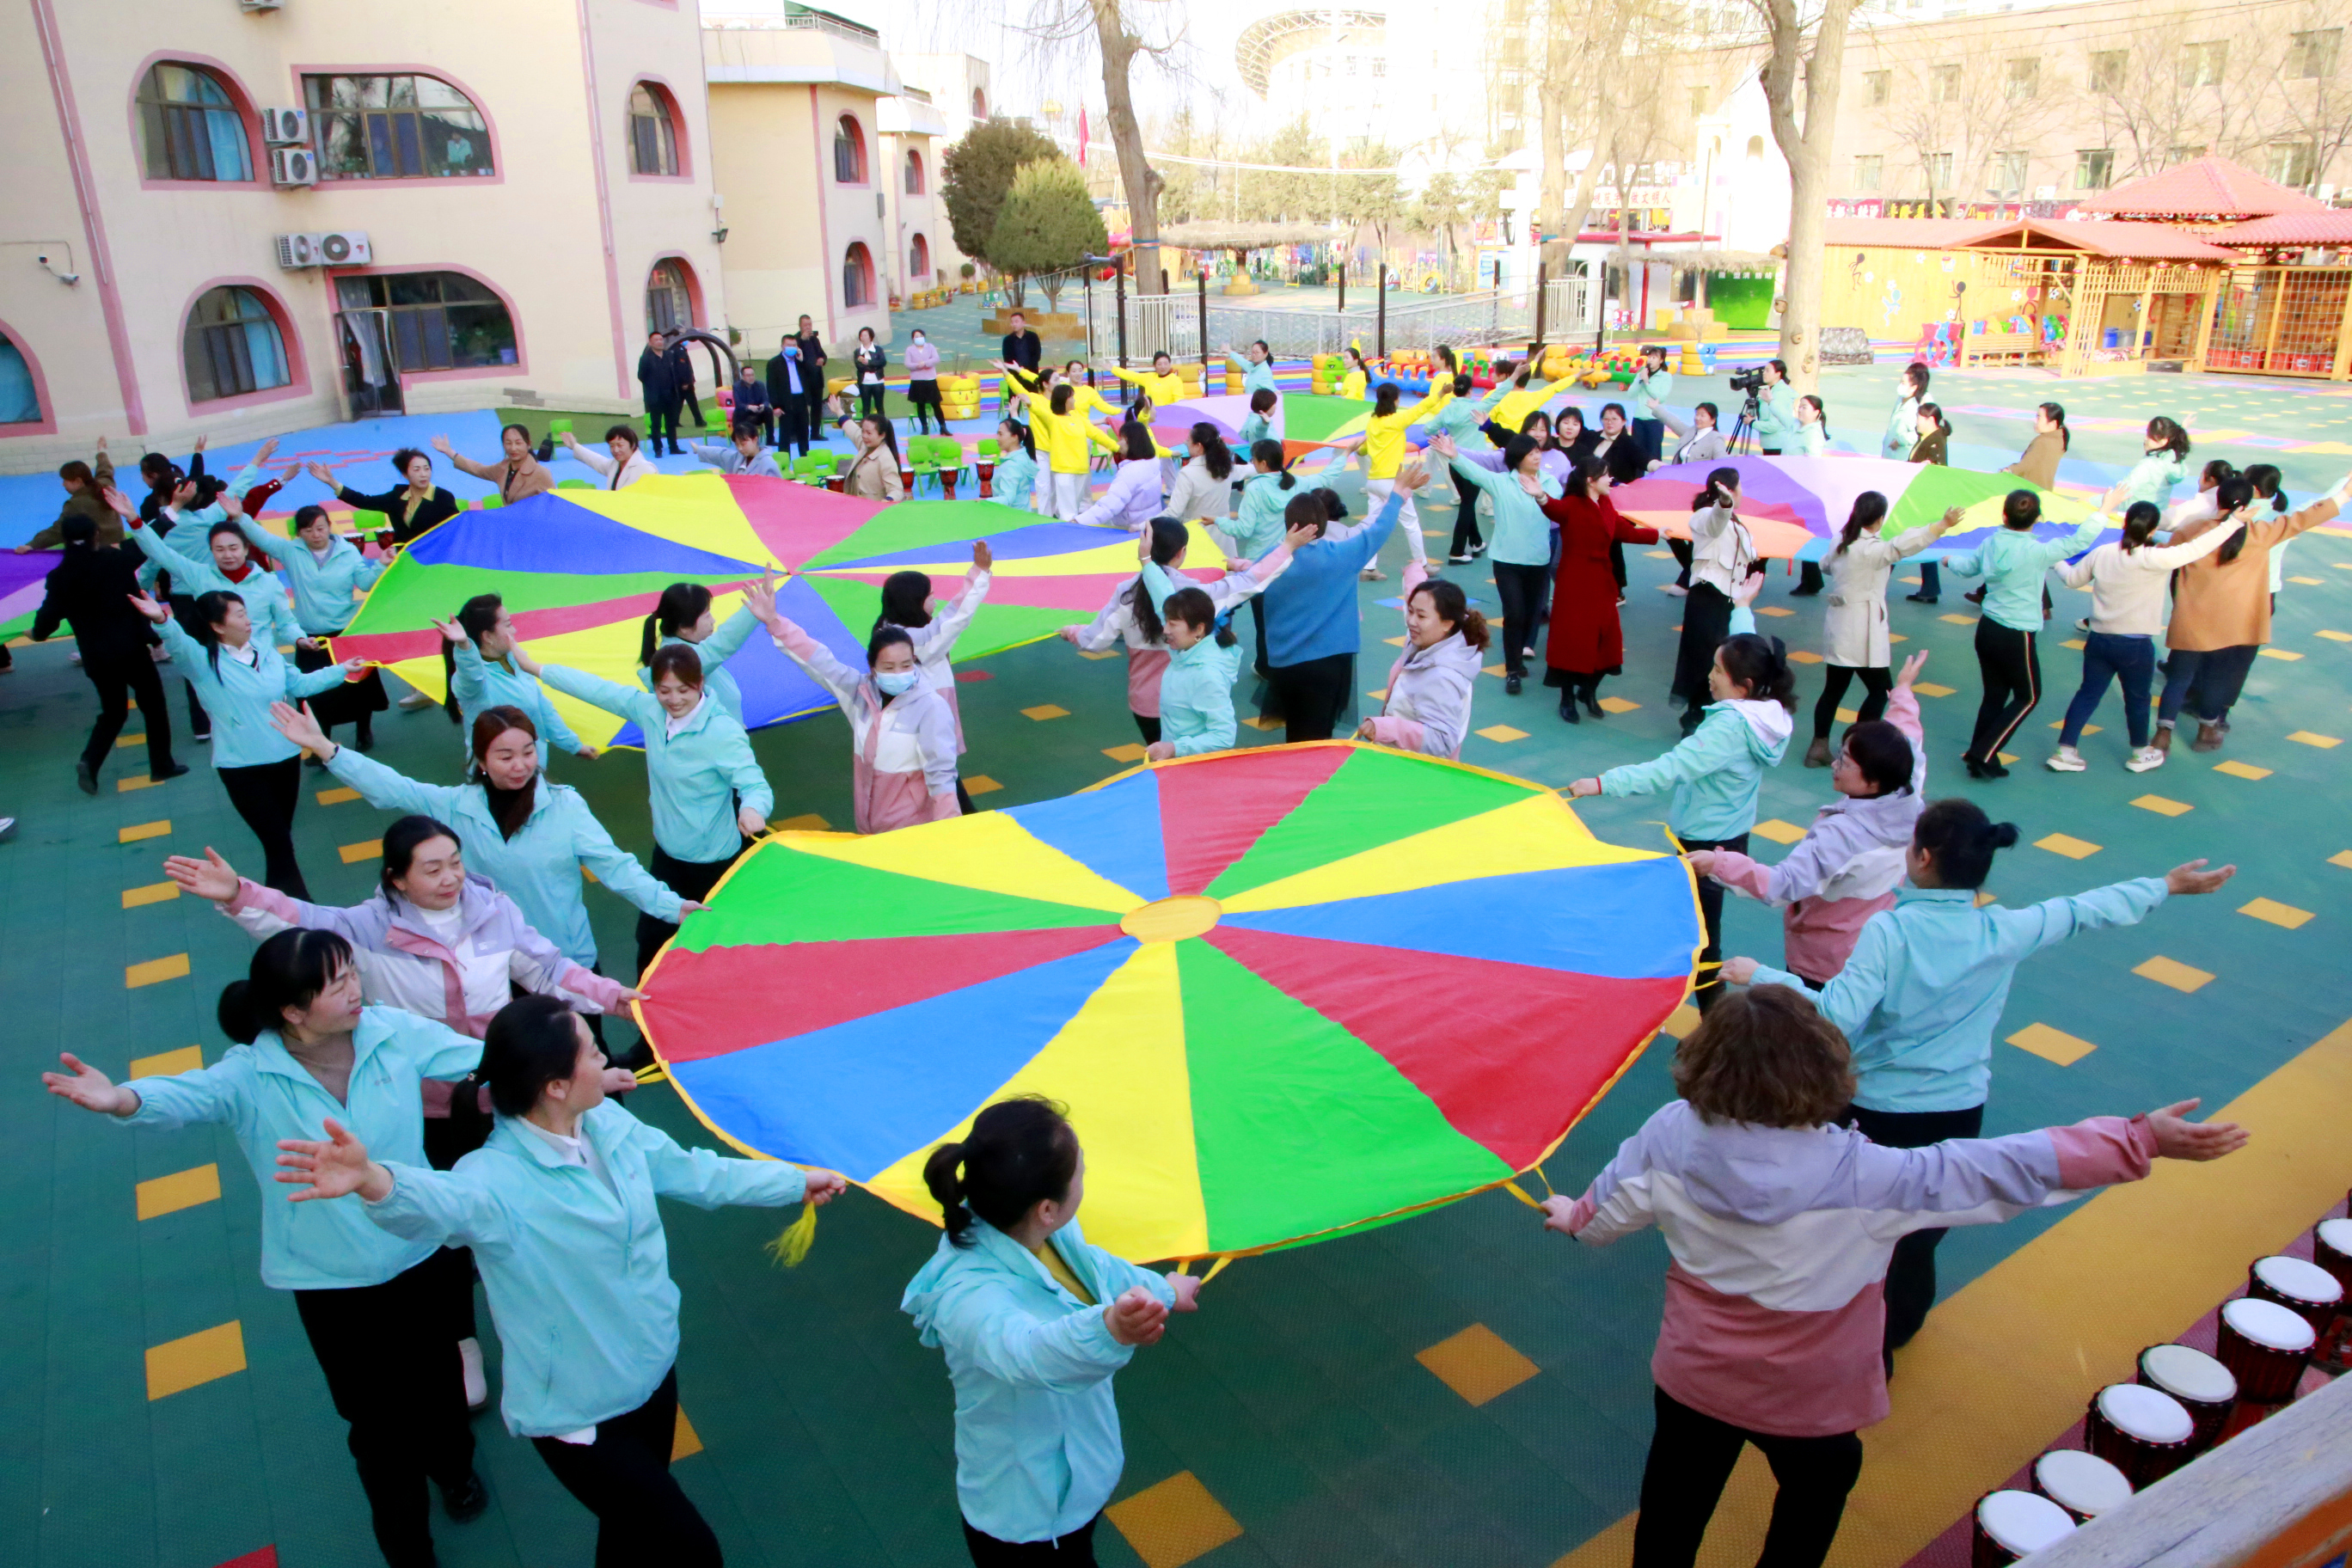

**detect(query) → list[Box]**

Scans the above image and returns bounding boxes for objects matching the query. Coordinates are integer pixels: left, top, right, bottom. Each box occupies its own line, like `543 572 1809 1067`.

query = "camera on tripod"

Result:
1725 365 1767 395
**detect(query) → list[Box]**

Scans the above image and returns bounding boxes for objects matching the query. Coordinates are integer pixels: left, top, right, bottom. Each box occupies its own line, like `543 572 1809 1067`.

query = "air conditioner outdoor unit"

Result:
239 0 285 10
275 232 322 268
260 107 309 146
271 146 316 187
315 230 371 265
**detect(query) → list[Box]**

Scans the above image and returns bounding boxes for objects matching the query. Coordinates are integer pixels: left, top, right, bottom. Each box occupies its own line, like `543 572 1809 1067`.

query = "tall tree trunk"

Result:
1092 0 1165 295
1759 0 1857 391
1535 11 1571 267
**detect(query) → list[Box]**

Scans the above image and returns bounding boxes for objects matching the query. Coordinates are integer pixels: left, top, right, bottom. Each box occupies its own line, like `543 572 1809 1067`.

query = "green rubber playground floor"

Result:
8 360 2352 1568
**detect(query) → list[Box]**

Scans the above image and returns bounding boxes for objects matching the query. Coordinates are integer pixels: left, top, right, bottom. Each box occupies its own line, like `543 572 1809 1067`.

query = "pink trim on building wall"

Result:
842 242 877 310
31 0 146 434
904 147 925 195
127 51 266 193
834 111 869 187
175 276 314 416
566 6 633 399
0 315 61 438
647 254 706 332
811 89 839 331
325 262 530 386
284 63 507 188
623 75 693 183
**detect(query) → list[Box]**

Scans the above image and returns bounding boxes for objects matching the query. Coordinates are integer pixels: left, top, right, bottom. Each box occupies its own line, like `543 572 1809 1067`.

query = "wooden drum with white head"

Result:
2135 1342 2237 1452
2248 1255 2345 1337
1972 1490 2076 1568
2030 1449 2133 1521
2083 1382 2195 1487
2216 1296 2315 1405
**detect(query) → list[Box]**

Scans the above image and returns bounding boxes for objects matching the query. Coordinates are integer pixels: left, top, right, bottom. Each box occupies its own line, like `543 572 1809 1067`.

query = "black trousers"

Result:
1795 560 1824 593
1269 652 1354 743
1669 537 1694 588
775 397 810 456
1132 713 1162 746
83 655 178 779
293 1249 477 1568
296 640 386 738
1673 582 1736 725
1842 1102 1985 1352
857 385 887 421
964 1515 1099 1565
909 380 942 432
219 755 309 898
640 842 744 977
1813 664 1892 741
1681 833 1748 1013
678 386 705 433
1492 561 1552 677
802 387 830 443
1449 467 1485 555
1965 618 2039 765
1632 1387 1864 1568
645 401 680 451
533 1367 720 1568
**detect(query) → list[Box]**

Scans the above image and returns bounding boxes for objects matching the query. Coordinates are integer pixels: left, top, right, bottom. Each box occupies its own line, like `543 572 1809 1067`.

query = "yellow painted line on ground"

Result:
125 954 189 989
117 775 159 793
128 1044 202 1079
1550 1016 2352 1568
118 820 170 844
672 1405 704 1461
114 732 145 747
316 786 361 805
339 841 381 864
145 1321 246 1400
136 1164 221 1221
121 882 179 909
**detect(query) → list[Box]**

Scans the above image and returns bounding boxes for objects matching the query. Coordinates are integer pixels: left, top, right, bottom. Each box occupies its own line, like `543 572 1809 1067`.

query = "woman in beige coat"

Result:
2155 472 2347 752
1806 494 1959 766
840 415 905 502
2001 403 2069 489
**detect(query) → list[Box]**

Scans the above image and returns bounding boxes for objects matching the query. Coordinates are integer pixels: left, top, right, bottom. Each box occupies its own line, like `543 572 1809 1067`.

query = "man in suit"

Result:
30 513 187 793
766 337 812 458
793 315 830 435
637 331 680 456
664 333 706 442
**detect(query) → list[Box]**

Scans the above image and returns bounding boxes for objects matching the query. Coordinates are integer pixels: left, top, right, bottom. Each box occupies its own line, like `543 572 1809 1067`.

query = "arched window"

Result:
842 243 875 309
904 149 925 194
334 273 518 371
305 73 493 180
833 114 867 184
909 234 931 284
971 88 988 120
138 64 252 182
185 286 291 403
0 330 42 425
628 83 678 176
646 260 695 334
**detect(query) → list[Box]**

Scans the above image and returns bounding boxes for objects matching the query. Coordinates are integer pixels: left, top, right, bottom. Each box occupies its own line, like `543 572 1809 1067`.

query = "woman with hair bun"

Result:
42 929 493 1567
1727 800 2239 1356
903 1097 1200 1565
1569 632 1796 1013
1357 568 1489 758
1806 495 1958 767
276 992 842 1568
637 582 761 725
433 594 594 767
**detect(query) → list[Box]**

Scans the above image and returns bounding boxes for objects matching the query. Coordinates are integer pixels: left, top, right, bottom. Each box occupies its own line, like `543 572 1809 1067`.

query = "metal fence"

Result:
1084 285 1575 365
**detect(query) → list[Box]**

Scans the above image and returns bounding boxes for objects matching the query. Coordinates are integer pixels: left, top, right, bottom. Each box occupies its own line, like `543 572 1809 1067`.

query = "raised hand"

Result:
254 438 279 468
739 577 778 628
303 462 337 487
429 615 464 646
1896 649 1931 689
269 701 331 755
2145 1099 2249 1161
41 1052 138 1116
1730 572 1765 609
274 1118 390 1204
2164 859 2236 897
972 540 993 572
1284 521 1320 552
126 591 169 624
219 491 244 519
430 435 454 456
163 847 242 903
101 486 139 520
1939 506 1964 530
1103 1283 1171 1346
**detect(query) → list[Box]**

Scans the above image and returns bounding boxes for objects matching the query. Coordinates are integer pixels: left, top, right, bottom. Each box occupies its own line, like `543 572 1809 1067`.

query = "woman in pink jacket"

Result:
744 579 962 833
1540 986 2245 1568
1688 651 1931 986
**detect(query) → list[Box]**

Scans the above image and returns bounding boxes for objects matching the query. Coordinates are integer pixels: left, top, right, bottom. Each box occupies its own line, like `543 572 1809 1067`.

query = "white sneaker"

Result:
398 690 436 710
459 1336 489 1412
1663 584 1688 597
2126 745 2166 772
2045 747 2086 772
1359 566 1385 580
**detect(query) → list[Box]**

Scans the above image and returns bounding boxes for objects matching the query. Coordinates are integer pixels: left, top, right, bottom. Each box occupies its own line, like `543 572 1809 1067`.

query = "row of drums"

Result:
1973 1217 2350 1567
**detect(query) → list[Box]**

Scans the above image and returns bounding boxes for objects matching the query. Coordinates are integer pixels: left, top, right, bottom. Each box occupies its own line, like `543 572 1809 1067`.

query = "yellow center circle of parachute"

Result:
1119 895 1222 943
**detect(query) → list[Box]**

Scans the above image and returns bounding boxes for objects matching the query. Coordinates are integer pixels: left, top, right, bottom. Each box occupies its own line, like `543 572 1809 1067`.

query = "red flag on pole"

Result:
1078 108 1089 167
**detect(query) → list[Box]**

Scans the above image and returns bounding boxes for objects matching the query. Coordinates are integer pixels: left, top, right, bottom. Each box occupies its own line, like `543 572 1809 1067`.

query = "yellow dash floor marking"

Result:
2007 1023 2096 1066
122 882 180 909
1474 725 1528 743
1418 1323 1542 1406
126 954 189 989
137 1165 222 1221
146 1321 247 1400
1105 1472 1245 1568
119 820 170 843
339 841 382 864
2239 897 2313 929
129 1045 202 1079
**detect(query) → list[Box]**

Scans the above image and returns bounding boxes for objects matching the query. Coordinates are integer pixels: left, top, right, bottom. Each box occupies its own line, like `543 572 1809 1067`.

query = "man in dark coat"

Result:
1001 310 1042 373
793 315 830 434
765 337 812 458
637 331 681 455
30 514 186 793
664 333 706 439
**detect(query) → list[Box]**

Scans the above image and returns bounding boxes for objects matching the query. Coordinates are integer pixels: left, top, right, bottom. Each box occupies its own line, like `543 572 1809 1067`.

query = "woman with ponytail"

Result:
1729 801 2238 1357
1330 377 1453 580
1075 423 1168 533
1570 632 1796 1013
876 541 995 763
1224 439 1336 697
2156 469 2352 753
1937 489 2102 779
902 1097 1198 1564
1358 568 1489 758
44 929 493 1565
1144 520 1308 760
1165 422 1238 525
2002 401 2068 489
1670 467 1757 735
2122 416 2194 507
1540 451 1659 721
990 417 1043 514
1430 431 1561 695
279 992 841 1568
637 582 761 725
1902 404 1957 603
2245 463 2298 607
1806 495 1959 765
2048 502 2246 773
432 593 594 768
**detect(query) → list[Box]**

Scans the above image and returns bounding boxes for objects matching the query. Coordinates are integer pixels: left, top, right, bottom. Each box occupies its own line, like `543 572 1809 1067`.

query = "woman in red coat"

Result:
1543 455 1659 723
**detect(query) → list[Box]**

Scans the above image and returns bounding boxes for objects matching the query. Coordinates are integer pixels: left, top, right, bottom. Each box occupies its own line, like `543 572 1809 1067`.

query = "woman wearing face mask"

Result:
273 701 690 998
637 582 762 725
557 425 658 490
229 496 389 754
42 930 497 1568
744 578 960 831
277 994 844 1568
518 643 775 970
124 573 363 897
432 596 595 768
874 542 994 758
904 329 943 433
1357 571 1489 759
432 425 552 505
309 450 460 548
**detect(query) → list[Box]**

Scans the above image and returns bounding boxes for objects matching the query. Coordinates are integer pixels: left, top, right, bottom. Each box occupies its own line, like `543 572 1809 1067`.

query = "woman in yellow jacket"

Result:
1480 363 1582 442
1332 380 1453 580
1340 346 1371 401
1003 368 1118 519
1110 353 1185 409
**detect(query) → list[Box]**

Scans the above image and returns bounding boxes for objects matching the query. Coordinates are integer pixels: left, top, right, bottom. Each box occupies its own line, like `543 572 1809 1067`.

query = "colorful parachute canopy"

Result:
332 478 1235 750
1156 392 1377 463
1611 455 2107 560
635 742 1700 1263
0 551 50 642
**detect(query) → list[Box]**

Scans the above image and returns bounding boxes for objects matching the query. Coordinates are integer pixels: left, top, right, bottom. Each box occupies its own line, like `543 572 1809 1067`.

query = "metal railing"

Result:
1085 285 1565 365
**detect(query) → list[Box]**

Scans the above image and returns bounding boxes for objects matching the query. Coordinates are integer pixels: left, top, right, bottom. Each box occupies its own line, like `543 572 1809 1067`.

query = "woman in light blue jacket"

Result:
636 582 762 724
434 595 594 767
989 417 1043 514
278 993 844 1568
43 929 497 1567
1937 491 2104 779
903 1097 1198 1561
518 642 775 972
2119 416 2193 507
128 586 361 898
1571 630 1794 1013
230 494 389 753
1727 799 2236 1357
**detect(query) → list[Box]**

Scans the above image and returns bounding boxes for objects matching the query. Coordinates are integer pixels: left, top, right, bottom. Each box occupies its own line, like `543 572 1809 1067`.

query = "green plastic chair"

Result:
474 494 503 510
807 450 838 477
977 438 1001 459
555 479 592 491
548 419 573 436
